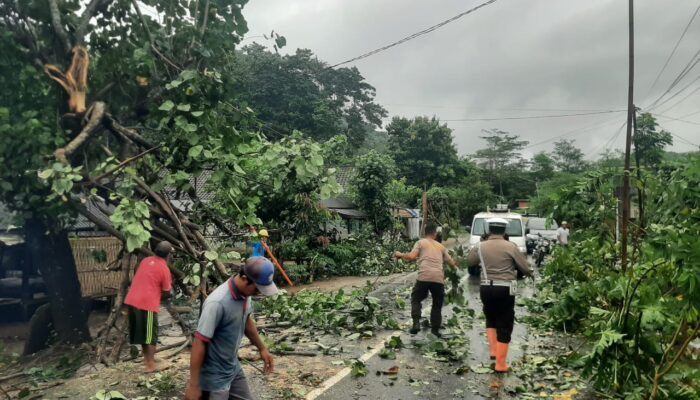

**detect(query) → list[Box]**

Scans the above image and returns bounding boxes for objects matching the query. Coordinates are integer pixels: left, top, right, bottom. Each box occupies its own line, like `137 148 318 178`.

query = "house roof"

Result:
334 165 356 192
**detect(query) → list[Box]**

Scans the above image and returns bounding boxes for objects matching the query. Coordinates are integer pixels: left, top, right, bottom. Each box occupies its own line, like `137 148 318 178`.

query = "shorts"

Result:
127 306 158 345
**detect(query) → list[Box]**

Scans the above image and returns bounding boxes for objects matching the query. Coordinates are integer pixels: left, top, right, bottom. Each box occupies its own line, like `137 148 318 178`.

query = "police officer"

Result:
467 218 532 372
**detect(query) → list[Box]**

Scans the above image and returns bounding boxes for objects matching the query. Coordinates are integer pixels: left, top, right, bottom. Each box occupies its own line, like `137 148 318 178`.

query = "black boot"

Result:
410 319 420 335
431 328 442 338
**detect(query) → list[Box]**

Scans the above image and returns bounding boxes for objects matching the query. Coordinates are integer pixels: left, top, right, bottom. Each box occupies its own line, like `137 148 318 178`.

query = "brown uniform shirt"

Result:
412 238 454 284
466 237 532 281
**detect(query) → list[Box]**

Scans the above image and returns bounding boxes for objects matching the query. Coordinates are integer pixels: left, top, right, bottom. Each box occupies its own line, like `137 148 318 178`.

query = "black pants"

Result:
411 281 445 331
480 285 515 343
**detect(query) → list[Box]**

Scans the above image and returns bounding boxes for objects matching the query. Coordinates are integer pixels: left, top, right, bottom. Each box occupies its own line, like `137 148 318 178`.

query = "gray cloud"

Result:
242 0 700 158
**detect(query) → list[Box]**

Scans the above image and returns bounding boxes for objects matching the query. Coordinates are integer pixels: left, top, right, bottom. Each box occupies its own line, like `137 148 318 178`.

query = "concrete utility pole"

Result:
621 0 634 273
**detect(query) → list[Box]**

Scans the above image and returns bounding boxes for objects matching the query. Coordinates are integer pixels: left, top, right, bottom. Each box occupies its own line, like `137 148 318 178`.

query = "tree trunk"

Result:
24 219 91 348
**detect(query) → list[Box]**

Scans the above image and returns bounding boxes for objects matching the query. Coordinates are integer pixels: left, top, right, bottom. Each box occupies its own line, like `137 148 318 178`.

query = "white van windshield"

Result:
472 218 523 237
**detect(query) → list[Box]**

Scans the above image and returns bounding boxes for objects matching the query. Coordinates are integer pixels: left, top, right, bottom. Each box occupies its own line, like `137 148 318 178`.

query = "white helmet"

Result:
487 217 508 227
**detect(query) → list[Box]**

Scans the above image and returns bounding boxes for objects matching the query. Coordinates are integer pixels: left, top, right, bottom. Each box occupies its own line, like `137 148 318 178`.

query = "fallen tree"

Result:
0 0 340 356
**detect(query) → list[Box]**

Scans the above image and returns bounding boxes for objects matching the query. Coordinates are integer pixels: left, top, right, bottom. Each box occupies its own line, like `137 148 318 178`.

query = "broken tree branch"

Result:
86 144 162 184
55 101 106 163
44 46 90 113
104 115 154 149
133 177 200 258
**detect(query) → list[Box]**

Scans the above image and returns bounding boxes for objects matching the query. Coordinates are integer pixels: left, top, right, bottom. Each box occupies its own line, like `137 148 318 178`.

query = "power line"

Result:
645 2 700 96
679 108 700 118
521 114 625 150
594 121 627 158
442 110 625 122
657 83 700 114
383 103 621 113
652 112 700 126
329 0 499 68
646 47 700 110
647 73 700 112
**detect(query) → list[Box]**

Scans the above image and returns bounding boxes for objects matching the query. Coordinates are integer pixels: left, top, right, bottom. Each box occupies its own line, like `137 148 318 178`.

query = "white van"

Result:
467 207 527 275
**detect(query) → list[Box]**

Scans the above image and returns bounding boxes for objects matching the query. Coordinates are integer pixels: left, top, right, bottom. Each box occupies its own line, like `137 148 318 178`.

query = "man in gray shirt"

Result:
185 257 278 400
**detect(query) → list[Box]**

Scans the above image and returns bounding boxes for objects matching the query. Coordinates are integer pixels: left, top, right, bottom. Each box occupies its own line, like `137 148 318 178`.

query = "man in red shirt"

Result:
124 241 173 372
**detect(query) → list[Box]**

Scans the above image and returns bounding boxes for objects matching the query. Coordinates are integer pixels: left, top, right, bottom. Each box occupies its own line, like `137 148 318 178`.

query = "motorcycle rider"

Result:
467 218 533 372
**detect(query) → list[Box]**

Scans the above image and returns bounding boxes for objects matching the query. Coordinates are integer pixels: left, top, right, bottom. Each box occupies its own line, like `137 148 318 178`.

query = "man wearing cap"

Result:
556 221 570 246
185 256 278 400
394 222 458 337
467 218 532 372
124 241 174 372
251 229 269 258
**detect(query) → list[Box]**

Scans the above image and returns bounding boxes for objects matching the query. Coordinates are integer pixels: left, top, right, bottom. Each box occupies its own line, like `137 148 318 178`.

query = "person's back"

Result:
125 255 172 312
478 239 531 281
414 238 449 284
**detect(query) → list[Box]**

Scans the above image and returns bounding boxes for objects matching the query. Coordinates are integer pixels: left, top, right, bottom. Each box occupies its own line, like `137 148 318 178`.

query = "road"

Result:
311 271 536 400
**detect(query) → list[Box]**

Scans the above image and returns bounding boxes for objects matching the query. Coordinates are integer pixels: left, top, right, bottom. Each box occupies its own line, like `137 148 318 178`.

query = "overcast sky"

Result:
241 0 700 159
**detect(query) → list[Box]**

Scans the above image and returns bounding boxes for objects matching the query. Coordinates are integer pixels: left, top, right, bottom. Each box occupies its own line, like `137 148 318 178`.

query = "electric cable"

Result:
329 0 499 68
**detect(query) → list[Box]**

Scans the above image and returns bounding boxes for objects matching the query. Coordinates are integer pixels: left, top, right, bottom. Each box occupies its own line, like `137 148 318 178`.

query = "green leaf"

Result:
177 104 191 112
188 145 203 158
204 250 218 261
158 100 175 111
191 111 204 117
233 163 246 175
184 123 198 133
37 169 54 180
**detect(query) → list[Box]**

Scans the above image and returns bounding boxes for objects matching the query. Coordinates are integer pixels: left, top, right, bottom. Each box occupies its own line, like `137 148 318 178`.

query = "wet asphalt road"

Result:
316 272 536 400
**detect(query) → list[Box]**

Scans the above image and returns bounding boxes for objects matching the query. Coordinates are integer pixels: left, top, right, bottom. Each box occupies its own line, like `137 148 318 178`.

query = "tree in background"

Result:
231 44 387 148
531 152 556 183
634 113 673 169
551 139 588 173
387 116 460 189
473 129 529 198
351 151 396 232
386 178 422 209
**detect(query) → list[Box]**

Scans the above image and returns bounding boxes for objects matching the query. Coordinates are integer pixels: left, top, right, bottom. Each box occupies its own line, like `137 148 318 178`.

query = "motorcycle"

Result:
532 234 554 267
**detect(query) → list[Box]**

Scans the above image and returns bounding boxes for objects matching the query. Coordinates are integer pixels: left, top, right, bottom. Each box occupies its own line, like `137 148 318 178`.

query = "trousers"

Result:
411 280 445 330
480 285 515 343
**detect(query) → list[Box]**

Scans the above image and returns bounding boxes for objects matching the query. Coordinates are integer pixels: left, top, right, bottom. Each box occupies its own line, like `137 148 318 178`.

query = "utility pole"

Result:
421 191 428 235
621 0 634 273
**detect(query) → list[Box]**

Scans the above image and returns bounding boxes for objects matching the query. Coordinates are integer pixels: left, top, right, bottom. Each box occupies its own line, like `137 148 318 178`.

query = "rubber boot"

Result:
495 342 510 372
486 329 497 360
410 319 420 335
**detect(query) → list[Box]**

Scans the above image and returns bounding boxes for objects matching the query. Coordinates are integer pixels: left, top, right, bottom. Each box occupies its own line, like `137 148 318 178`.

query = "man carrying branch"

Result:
394 222 458 337
185 257 278 400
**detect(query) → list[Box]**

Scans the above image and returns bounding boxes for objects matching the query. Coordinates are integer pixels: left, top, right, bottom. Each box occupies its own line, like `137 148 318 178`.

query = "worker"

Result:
251 229 269 257
185 257 278 400
557 221 570 246
394 222 458 337
124 241 173 372
467 218 533 372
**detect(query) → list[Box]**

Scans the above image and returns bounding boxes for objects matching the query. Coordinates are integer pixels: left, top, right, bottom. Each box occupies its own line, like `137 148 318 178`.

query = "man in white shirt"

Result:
556 221 570 246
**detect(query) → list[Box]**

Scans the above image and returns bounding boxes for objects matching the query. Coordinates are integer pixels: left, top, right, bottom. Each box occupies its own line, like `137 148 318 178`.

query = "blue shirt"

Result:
195 279 252 392
252 242 265 257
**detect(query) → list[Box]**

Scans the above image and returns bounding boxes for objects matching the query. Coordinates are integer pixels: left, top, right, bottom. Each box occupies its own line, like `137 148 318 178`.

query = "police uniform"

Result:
466 218 532 372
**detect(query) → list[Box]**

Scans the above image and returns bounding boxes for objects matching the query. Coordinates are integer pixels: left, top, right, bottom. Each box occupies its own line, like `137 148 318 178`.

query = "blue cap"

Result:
243 257 279 296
